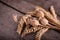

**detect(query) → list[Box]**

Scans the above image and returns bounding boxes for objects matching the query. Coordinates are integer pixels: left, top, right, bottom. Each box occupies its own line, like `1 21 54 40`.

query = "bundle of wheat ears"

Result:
16 5 60 40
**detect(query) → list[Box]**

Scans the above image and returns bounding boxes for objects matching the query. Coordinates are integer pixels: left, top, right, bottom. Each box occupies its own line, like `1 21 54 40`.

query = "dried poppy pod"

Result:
35 10 44 19
35 6 60 28
40 17 49 25
29 18 41 27
35 7 44 17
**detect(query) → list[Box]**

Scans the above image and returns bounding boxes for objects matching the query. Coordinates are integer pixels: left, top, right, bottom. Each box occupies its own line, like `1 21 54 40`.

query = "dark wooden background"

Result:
0 0 60 40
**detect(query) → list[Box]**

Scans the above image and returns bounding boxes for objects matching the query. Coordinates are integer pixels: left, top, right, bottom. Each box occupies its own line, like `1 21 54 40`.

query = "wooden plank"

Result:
0 0 60 40
1 0 35 14
0 3 23 40
1 0 60 16
41 30 60 40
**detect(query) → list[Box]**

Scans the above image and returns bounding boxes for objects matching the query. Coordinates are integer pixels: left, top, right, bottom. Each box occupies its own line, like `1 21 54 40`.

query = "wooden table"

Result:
0 0 60 40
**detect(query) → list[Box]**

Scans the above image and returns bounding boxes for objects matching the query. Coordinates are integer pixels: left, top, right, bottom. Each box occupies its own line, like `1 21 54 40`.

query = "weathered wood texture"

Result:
1 0 35 13
0 3 23 40
0 0 60 40
1 0 60 16
41 30 60 40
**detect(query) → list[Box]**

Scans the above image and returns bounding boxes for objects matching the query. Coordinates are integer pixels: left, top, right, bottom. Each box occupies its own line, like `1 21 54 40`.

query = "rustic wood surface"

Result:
0 2 23 40
1 0 60 16
0 0 60 40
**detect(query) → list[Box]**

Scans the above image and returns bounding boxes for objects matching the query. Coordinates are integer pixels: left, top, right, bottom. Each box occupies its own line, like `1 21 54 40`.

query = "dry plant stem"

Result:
21 25 41 37
38 24 60 30
16 17 25 34
17 15 32 34
35 6 60 28
26 11 35 16
35 27 49 40
46 24 60 30
50 5 57 19
21 25 30 37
